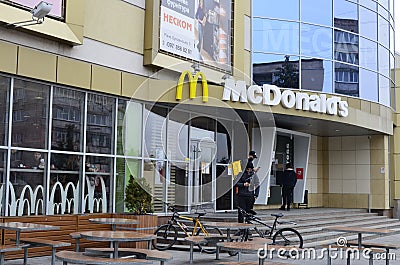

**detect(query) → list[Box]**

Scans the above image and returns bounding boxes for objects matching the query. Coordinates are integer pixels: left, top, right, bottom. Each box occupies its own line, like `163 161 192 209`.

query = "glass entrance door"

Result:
189 139 215 210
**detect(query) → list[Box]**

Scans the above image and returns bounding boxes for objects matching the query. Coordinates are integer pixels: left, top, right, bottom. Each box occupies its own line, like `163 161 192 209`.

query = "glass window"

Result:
115 158 141 213
378 15 389 48
167 109 189 161
379 75 390 106
359 68 378 101
51 87 84 152
117 100 142 156
390 54 395 81
144 105 167 158
389 25 395 55
49 154 82 214
0 150 6 215
253 54 300 89
334 62 359 97
360 6 378 41
8 0 65 18
334 0 358 32
143 158 165 213
216 120 231 164
9 150 47 216
359 37 378 71
12 79 49 149
390 80 395 109
84 156 112 213
378 45 390 77
167 161 189 212
0 76 10 147
253 0 299 20
216 166 231 211
359 0 377 10
378 0 389 10
301 24 332 59
301 58 333 93
334 30 359 65
253 18 300 55
86 93 115 154
301 0 332 26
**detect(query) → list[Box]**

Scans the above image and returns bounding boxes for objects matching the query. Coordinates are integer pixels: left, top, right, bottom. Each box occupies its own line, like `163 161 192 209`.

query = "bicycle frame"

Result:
169 210 208 236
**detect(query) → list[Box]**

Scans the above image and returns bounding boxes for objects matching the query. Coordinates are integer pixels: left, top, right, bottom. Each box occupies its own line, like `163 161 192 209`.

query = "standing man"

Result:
195 0 207 51
235 165 260 223
280 163 297 211
246 150 260 172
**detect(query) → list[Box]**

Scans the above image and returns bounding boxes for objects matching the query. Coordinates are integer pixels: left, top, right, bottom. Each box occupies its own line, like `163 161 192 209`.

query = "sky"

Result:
396 2 399 52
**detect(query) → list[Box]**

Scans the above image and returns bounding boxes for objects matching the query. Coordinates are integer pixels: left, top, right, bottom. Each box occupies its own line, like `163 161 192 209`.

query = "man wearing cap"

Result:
246 151 260 172
235 165 260 223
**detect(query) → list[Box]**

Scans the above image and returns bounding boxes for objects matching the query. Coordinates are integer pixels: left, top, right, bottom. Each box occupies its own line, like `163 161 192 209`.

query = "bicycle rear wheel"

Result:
228 229 249 256
195 227 223 254
272 227 303 248
152 224 178 250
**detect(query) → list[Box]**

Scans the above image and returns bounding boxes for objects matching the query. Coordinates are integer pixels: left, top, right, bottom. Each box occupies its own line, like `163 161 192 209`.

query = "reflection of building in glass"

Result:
334 18 359 97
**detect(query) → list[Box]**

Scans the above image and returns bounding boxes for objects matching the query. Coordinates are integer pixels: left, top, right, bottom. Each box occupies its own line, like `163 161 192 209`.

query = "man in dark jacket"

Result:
235 165 260 222
280 163 297 211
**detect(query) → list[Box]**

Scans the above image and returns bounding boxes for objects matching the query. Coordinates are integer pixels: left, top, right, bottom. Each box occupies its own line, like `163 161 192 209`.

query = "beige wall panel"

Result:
343 180 356 193
394 128 400 154
57 57 91 89
370 102 380 116
122 73 149 98
0 41 17 74
329 194 343 208
85 0 144 54
356 194 368 208
360 100 371 113
370 149 386 165
371 194 387 209
342 194 357 208
18 47 56 82
342 136 356 151
91 65 121 95
370 165 387 180
370 135 386 150
394 180 400 199
370 180 387 195
67 0 85 25
347 98 361 110
394 155 400 181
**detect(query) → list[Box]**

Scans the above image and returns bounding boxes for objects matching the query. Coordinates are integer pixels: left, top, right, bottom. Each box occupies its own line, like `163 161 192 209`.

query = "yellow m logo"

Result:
176 70 208 102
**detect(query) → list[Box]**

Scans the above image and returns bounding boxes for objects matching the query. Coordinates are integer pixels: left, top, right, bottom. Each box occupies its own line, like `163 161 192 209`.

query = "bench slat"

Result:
84 247 173 261
20 238 71 248
347 240 400 249
56 250 152 265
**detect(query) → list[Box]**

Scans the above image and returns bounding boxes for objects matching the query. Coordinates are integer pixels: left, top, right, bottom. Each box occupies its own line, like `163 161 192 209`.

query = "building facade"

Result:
0 0 398 217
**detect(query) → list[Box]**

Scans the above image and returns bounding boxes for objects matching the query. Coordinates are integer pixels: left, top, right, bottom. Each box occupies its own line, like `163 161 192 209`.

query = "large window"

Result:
7 0 65 19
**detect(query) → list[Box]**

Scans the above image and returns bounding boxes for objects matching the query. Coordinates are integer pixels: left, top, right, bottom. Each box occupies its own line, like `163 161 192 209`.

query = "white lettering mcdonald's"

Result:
222 80 349 117
176 70 208 102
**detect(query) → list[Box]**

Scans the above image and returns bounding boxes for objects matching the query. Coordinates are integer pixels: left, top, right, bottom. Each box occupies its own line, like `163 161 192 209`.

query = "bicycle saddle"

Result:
271 213 283 218
195 212 206 216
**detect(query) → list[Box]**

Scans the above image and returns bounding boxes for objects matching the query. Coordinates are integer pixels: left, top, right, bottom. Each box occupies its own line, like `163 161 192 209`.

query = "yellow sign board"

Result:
232 160 242 177
176 70 208 102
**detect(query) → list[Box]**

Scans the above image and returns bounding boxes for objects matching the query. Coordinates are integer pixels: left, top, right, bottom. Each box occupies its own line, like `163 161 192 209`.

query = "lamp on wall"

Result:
191 62 201 73
7 1 52 28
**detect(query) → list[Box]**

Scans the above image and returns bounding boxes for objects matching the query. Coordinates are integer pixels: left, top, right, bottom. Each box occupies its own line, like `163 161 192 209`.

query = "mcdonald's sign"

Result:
176 70 208 102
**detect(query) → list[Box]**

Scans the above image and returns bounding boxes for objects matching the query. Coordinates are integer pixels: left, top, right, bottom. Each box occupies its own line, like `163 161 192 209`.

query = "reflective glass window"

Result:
379 75 390 106
10 150 47 216
144 158 166 213
253 0 299 20
359 37 378 71
378 5 389 20
117 100 142 156
253 54 300 88
301 58 333 93
301 0 332 26
378 0 389 10
49 154 82 214
84 155 112 213
51 87 84 152
334 62 359 97
334 30 359 64
216 120 231 164
167 109 189 161
359 0 377 10
390 80 395 109
301 24 332 59
359 68 378 101
86 94 115 154
12 79 49 149
115 158 141 213
378 45 390 77
378 15 389 48
144 105 167 159
0 76 10 146
0 150 6 215
253 18 300 55
390 54 395 81
390 25 394 54
360 6 378 41
216 166 231 211
167 161 189 212
334 0 358 32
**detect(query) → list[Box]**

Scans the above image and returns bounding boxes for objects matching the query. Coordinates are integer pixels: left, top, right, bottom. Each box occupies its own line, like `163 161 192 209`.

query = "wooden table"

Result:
203 221 254 241
89 218 140 231
323 226 395 248
80 231 156 258
0 222 60 245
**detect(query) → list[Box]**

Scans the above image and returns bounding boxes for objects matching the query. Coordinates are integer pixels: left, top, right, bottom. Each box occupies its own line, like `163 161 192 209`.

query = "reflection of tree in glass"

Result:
272 55 299 88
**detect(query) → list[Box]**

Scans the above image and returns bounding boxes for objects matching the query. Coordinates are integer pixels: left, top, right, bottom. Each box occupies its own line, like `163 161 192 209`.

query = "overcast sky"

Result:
396 2 399 52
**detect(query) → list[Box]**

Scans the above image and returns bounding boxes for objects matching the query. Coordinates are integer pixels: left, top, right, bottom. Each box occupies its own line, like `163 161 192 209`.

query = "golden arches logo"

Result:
176 70 208 102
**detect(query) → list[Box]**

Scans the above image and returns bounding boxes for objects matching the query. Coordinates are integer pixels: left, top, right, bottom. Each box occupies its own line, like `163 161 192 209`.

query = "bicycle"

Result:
152 203 223 253
232 207 303 248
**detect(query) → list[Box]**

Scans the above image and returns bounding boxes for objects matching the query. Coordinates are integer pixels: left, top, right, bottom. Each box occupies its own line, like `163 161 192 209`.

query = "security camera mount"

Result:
6 1 52 28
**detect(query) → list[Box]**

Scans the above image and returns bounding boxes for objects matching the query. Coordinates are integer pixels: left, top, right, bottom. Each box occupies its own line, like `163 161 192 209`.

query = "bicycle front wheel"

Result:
152 224 178 250
272 227 303 248
196 227 223 254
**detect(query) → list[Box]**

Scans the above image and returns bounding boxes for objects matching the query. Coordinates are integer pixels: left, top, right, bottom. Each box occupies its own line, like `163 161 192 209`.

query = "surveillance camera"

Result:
31 1 52 20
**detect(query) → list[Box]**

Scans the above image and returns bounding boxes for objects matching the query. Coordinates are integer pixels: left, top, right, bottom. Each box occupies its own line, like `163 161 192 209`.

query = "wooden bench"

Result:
56 250 152 265
347 240 400 265
0 245 28 265
19 238 71 265
70 231 82 252
184 235 225 264
85 247 173 265
321 245 386 265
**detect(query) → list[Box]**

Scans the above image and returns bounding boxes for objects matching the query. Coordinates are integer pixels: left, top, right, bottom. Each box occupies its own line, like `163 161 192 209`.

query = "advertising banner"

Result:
160 0 232 71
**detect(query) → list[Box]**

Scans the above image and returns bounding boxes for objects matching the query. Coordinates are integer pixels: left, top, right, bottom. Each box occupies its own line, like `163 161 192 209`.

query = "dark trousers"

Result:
281 186 294 208
238 196 253 223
